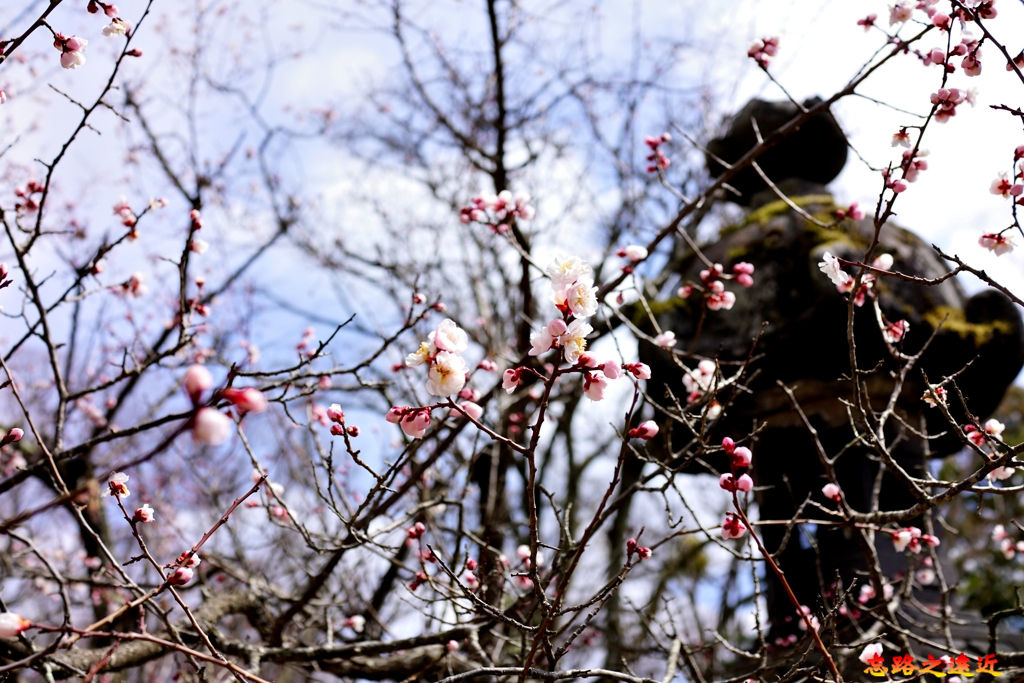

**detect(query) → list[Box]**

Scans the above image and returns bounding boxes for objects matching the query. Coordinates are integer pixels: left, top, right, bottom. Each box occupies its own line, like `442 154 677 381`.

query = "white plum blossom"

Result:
102 18 130 36
426 351 468 397
618 245 648 262
559 278 598 318
404 319 473 399
109 471 130 498
559 319 592 364
406 341 433 367
818 252 852 289
133 503 155 523
859 643 883 665
546 255 592 291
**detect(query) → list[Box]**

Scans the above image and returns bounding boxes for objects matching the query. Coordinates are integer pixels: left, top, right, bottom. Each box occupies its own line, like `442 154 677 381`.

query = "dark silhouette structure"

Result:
636 98 1024 649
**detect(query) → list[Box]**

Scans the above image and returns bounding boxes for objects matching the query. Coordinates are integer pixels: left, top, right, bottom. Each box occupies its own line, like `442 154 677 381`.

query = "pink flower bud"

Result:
183 364 213 404
330 424 345 436
623 362 651 380
0 612 31 638
385 405 407 423
628 420 659 440
220 387 267 414
326 403 345 423
167 566 193 586
547 319 568 336
602 360 621 379
400 410 431 438
458 401 483 420
1 428 24 445
193 408 232 445
502 368 521 394
133 503 155 523
731 446 752 469
735 473 754 492
822 483 842 501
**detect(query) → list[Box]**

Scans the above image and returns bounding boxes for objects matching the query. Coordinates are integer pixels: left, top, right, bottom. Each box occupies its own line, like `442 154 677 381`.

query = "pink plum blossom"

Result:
431 319 469 354
883 320 909 344
979 232 1014 255
55 35 87 69
747 36 778 69
730 446 753 469
546 255 592 292
653 331 676 348
990 174 1023 198
722 514 746 539
102 18 130 37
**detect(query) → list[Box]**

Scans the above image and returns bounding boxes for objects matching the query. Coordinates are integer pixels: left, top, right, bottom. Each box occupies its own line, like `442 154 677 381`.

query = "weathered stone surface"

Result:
705 97 848 205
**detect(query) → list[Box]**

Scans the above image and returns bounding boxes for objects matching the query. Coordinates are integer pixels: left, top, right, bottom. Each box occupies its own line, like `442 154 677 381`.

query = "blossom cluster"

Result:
458 190 534 234
719 437 753 540
992 524 1024 559
405 319 470 397
643 133 671 173
890 525 940 554
182 365 267 444
390 319 481 439
505 256 651 404
964 418 1016 481
677 261 754 312
53 33 87 69
747 36 778 69
817 250 910 343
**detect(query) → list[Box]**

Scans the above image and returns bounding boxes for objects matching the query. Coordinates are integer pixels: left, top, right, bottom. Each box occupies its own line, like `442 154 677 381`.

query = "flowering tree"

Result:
1 1 1023 682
